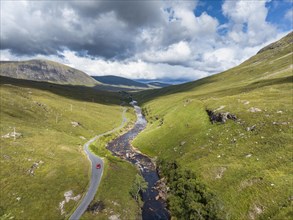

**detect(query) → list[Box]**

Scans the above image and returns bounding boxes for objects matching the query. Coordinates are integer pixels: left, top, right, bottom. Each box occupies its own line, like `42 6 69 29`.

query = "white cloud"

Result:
140 41 192 64
222 0 277 46
0 49 206 81
0 0 290 82
285 9 293 21
164 2 218 38
61 50 207 81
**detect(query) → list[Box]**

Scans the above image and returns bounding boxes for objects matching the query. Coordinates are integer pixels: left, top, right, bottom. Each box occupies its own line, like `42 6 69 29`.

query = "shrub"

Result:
130 174 148 203
159 160 225 220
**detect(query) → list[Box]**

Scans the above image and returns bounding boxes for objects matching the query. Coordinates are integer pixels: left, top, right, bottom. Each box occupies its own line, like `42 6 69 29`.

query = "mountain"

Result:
0 60 171 90
92 75 149 88
92 75 170 90
257 31 293 54
147 82 171 88
133 31 293 219
0 59 97 86
137 31 293 102
137 78 186 85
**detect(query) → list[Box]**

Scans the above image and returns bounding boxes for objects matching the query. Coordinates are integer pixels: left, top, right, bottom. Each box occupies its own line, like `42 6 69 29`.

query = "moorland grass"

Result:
133 34 293 219
0 77 126 219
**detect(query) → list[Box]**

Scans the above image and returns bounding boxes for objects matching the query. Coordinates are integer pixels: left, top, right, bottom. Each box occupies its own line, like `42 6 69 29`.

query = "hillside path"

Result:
69 107 128 220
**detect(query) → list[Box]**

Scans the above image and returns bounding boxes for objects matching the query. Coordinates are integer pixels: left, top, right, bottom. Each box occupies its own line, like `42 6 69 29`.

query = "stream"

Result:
107 101 170 220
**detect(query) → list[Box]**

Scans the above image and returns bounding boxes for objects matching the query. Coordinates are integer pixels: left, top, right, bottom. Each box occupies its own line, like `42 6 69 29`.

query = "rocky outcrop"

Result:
153 178 169 201
71 121 81 127
59 190 81 215
86 201 105 214
27 160 44 176
1 131 22 139
206 109 237 124
248 107 262 113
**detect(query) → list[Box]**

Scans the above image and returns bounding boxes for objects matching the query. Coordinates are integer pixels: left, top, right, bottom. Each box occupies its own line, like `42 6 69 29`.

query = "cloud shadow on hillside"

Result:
0 76 122 106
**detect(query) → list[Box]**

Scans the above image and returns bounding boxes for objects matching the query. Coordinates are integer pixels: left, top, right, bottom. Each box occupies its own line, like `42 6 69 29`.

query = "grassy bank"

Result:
0 77 124 219
133 33 293 219
81 111 140 220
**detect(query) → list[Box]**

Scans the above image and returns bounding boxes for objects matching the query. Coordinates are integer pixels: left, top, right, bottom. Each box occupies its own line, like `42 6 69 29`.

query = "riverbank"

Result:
81 106 141 220
107 101 170 220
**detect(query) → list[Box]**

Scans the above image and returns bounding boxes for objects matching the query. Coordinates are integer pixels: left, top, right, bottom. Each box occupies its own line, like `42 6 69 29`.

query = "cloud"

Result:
140 41 192 65
60 50 206 81
0 0 163 58
0 0 289 82
222 0 277 46
69 1 163 28
285 9 293 21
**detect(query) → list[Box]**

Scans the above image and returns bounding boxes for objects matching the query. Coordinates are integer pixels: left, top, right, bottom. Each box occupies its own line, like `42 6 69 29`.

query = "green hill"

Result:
0 59 98 86
0 76 139 219
133 31 293 219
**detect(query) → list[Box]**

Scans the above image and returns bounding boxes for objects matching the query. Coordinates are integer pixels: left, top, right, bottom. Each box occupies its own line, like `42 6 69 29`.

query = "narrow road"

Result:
70 107 128 220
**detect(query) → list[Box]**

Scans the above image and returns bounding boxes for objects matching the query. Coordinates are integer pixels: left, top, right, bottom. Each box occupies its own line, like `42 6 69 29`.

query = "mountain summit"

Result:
0 59 97 86
257 31 293 54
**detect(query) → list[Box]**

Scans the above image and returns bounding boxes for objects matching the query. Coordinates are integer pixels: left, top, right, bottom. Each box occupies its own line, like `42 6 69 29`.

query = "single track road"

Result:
70 107 127 220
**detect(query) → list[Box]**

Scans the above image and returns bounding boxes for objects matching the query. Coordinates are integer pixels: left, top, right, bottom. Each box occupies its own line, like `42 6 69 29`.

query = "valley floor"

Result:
0 78 139 220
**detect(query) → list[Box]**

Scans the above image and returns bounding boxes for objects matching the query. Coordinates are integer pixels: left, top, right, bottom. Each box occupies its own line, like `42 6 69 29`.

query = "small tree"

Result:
130 174 148 201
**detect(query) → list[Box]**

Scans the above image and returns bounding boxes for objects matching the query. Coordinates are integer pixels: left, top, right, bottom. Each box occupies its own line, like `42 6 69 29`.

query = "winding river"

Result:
107 101 170 220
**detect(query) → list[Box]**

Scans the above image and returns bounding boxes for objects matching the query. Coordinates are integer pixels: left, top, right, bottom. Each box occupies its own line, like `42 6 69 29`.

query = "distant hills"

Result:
92 75 170 89
0 59 97 86
147 82 171 88
0 60 170 90
93 75 149 88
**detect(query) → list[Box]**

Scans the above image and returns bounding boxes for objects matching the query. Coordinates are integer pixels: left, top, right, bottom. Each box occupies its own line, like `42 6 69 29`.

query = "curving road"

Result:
70 107 128 220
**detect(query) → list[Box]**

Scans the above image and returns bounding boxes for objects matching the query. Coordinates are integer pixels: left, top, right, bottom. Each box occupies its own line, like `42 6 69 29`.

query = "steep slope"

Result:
137 31 293 102
133 32 293 219
257 31 293 54
0 59 97 86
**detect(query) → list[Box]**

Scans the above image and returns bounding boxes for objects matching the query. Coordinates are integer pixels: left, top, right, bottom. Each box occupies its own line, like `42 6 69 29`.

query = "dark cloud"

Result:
0 0 286 81
0 0 163 58
69 0 163 28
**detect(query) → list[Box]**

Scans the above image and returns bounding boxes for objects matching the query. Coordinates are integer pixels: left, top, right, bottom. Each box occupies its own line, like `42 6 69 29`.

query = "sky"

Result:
0 0 292 83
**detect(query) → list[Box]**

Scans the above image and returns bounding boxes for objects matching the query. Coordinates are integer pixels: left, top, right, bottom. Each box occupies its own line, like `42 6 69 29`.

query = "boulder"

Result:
248 107 262 113
247 125 256 131
206 110 237 124
71 121 81 127
1 131 22 139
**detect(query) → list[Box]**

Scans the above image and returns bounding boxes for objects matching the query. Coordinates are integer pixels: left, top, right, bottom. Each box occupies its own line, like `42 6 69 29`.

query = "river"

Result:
107 101 170 220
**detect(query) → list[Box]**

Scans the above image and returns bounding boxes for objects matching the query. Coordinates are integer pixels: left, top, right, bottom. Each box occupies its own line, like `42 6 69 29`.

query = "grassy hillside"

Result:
0 76 138 219
133 32 293 219
0 59 98 86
